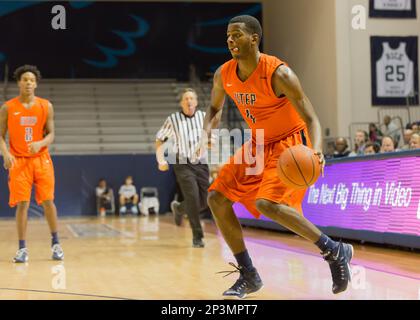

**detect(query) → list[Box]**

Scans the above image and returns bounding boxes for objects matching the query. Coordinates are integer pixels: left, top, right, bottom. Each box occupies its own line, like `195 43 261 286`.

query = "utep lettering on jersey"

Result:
234 92 257 123
20 116 38 126
234 92 257 106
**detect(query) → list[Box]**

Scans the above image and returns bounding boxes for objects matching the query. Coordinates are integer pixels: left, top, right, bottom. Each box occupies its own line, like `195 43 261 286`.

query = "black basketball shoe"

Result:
218 263 263 299
322 241 354 294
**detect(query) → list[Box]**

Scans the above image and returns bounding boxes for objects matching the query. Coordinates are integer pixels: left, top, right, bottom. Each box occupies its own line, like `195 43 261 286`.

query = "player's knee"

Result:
42 200 54 208
207 191 229 209
255 198 276 214
16 201 30 211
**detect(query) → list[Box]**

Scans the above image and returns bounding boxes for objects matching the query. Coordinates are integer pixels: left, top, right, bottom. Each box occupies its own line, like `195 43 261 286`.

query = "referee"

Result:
155 88 209 248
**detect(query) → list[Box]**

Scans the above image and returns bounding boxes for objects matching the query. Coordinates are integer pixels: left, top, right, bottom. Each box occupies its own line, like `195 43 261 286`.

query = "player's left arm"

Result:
272 65 325 170
28 102 55 154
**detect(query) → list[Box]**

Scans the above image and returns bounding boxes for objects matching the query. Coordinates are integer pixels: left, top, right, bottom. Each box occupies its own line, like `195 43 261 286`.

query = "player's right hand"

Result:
314 151 325 177
158 161 169 172
3 152 16 170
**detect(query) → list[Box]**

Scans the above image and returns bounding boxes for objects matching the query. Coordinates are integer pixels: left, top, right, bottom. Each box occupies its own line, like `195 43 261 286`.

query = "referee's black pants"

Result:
173 163 209 240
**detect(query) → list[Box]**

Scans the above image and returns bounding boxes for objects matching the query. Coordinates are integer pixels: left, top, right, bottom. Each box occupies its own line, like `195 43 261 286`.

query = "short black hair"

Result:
229 15 262 43
365 142 380 153
13 65 42 82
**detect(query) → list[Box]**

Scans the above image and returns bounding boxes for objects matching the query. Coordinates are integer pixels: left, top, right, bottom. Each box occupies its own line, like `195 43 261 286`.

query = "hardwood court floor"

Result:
0 215 419 300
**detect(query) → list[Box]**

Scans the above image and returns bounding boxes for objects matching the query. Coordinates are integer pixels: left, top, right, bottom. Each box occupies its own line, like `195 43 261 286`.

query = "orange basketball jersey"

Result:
221 53 306 144
5 96 49 157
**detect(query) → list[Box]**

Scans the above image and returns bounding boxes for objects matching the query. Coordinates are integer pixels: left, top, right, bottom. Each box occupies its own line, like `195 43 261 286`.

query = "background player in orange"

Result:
0 65 64 263
201 16 353 298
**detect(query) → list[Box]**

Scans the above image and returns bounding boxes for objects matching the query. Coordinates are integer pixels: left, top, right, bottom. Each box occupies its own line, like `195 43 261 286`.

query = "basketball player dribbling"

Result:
200 16 353 298
0 65 64 263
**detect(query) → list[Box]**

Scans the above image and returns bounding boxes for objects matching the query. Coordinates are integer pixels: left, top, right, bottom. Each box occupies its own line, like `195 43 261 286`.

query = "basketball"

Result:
277 144 321 189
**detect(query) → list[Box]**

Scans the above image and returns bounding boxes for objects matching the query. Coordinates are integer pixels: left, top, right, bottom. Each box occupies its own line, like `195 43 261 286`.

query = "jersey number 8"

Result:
25 127 33 142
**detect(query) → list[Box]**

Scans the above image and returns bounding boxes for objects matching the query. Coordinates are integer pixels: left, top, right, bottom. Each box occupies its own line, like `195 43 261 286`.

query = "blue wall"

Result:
0 154 176 217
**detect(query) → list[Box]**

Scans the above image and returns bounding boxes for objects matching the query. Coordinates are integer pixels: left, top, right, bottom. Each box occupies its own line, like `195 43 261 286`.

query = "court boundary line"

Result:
0 287 133 300
104 223 136 238
66 223 134 239
66 224 79 238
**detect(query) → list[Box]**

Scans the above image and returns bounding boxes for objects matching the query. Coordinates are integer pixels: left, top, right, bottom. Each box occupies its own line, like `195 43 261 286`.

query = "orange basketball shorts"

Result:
209 128 312 218
8 152 55 207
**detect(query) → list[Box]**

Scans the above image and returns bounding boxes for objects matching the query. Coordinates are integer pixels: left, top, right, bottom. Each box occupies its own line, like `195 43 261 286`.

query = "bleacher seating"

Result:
3 79 212 155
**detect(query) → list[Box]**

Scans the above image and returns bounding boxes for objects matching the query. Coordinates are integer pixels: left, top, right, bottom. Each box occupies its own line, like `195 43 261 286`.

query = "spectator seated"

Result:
332 137 351 158
380 136 397 153
409 133 420 150
119 176 139 215
96 179 115 216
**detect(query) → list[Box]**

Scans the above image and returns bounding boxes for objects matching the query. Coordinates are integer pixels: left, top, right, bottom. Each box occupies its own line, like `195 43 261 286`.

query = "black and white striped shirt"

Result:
156 110 206 162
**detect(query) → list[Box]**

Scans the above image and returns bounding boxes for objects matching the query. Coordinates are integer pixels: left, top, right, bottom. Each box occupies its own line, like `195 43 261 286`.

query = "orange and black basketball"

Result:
277 145 321 189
